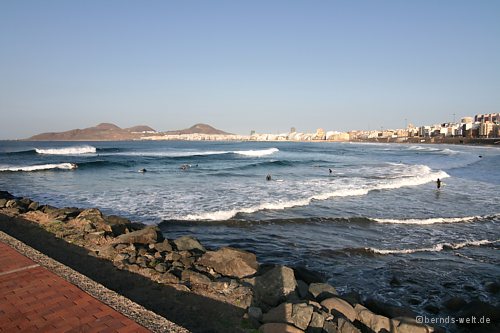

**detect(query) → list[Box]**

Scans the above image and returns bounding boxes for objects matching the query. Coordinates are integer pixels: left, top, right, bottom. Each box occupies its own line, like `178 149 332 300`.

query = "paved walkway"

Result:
0 241 150 333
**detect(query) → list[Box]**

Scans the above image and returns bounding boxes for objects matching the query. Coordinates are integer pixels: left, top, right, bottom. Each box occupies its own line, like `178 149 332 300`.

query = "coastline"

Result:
1 191 499 332
9 137 500 147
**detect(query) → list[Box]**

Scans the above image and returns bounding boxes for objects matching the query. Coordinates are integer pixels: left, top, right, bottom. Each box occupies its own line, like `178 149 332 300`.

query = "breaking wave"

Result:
183 165 449 221
366 239 499 255
35 146 97 155
371 214 500 225
0 163 78 172
234 148 279 157
104 147 279 158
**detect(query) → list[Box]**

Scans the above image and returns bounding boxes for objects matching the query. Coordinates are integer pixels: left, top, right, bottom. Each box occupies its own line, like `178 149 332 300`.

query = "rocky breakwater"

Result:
2 191 495 333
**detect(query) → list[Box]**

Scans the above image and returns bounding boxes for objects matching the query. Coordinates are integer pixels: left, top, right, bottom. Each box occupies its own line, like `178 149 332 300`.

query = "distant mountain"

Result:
26 123 157 141
164 123 232 135
126 125 156 133
26 122 231 141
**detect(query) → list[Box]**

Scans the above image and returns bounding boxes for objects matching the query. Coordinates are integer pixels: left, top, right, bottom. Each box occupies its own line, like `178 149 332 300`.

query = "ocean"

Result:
1 140 499 318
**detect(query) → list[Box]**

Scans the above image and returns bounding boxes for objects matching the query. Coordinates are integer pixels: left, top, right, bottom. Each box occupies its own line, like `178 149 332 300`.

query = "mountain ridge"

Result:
26 123 230 141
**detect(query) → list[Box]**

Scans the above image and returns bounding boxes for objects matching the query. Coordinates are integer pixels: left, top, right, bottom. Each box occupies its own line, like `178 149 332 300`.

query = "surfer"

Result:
329 168 332 175
138 168 147 173
266 174 272 181
436 178 441 190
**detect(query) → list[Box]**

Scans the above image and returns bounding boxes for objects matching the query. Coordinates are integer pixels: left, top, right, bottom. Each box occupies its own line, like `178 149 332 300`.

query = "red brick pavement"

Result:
0 241 150 332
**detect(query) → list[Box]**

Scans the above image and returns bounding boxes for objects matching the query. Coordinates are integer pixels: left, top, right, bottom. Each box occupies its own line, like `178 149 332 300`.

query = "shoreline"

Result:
4 137 500 146
1 191 499 332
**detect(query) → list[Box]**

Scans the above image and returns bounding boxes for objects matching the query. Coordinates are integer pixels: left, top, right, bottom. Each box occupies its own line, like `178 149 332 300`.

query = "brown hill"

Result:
125 125 156 133
27 123 157 141
165 123 231 135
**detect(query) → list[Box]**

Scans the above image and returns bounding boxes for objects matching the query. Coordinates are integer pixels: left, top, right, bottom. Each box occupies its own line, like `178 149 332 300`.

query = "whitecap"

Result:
35 146 96 155
181 165 448 221
368 239 499 255
234 148 279 157
0 163 78 172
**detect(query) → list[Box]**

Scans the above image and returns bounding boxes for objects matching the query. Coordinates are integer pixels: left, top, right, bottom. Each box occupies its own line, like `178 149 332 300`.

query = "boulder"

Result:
84 231 107 244
296 280 309 299
113 226 164 244
173 236 206 252
321 297 356 322
197 247 259 279
154 240 173 253
159 272 180 284
28 201 40 211
308 283 338 301
364 298 416 318
104 215 132 236
253 266 298 308
337 318 361 333
155 263 168 273
354 304 395 333
6 199 25 212
72 208 106 230
0 198 7 208
181 269 212 286
0 191 15 200
393 317 434 333
165 252 182 261
293 266 325 284
306 312 325 333
66 218 96 232
97 244 118 260
322 321 338 333
259 323 305 333
248 306 263 321
263 302 313 330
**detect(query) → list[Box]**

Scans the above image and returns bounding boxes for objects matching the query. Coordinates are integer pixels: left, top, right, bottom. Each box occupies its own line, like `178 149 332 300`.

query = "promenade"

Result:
0 240 150 332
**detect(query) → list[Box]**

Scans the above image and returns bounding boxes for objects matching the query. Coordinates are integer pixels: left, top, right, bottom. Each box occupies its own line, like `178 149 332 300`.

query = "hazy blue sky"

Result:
1 1 499 138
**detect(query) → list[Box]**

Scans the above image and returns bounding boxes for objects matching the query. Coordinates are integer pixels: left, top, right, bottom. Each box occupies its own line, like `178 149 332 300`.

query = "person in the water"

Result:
436 178 441 189
138 168 147 173
266 174 272 181
329 168 332 174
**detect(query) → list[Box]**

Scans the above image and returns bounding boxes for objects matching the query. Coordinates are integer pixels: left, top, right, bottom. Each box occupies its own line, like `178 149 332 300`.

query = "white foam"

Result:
0 163 78 172
234 148 279 157
35 146 96 155
369 239 499 255
183 165 448 221
408 145 440 152
373 215 487 225
105 147 279 158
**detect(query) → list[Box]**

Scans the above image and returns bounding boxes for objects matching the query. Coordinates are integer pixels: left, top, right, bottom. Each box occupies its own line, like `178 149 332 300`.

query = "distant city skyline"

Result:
1 0 499 139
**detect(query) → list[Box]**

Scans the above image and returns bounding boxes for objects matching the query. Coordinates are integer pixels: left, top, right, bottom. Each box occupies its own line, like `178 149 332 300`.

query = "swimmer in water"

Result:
266 174 272 181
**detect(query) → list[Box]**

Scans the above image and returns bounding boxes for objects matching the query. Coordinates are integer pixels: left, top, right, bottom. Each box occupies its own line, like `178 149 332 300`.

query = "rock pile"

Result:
0 191 456 332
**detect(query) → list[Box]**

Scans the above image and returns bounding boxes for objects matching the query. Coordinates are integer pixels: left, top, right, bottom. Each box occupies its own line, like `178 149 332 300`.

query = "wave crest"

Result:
0 163 78 172
367 239 499 255
182 165 449 221
234 148 279 157
35 146 96 155
371 215 500 225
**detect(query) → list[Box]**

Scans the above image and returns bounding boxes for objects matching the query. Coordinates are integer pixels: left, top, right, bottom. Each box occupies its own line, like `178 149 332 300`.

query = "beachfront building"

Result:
475 113 500 123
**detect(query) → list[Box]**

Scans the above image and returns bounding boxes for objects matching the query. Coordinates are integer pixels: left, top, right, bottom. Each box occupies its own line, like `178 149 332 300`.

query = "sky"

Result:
1 0 499 139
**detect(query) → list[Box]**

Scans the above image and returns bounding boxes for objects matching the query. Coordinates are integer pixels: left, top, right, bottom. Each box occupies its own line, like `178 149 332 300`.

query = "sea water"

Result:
1 140 499 317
